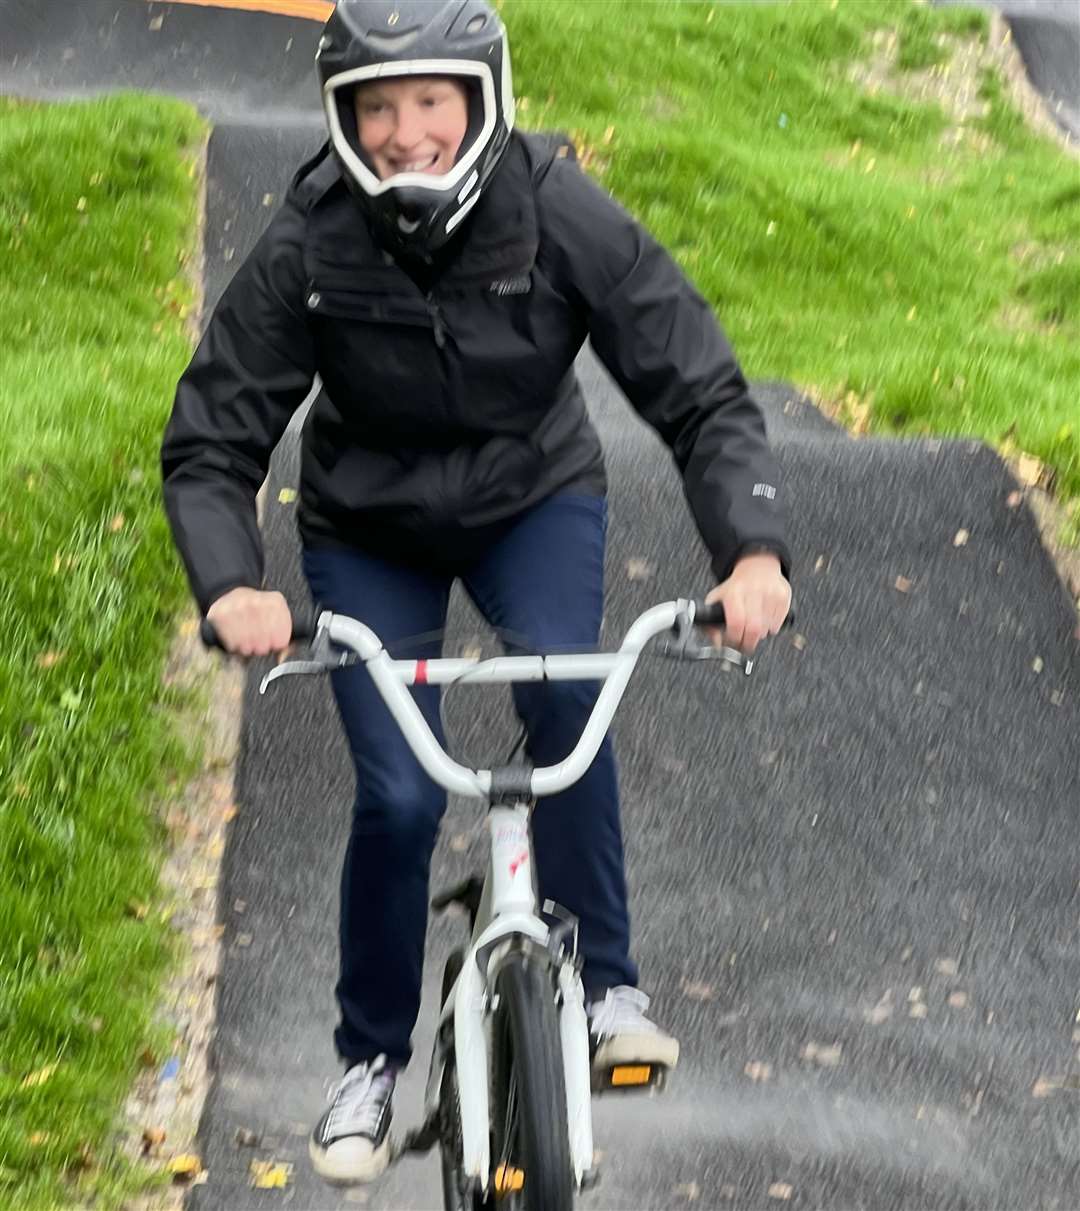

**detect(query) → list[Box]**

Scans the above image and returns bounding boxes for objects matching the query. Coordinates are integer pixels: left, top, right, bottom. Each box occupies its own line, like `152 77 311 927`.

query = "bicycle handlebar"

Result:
203 598 793 801
198 598 749 653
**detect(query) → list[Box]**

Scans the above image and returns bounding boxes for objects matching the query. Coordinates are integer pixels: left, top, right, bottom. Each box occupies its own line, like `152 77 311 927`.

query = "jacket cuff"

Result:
712 541 792 585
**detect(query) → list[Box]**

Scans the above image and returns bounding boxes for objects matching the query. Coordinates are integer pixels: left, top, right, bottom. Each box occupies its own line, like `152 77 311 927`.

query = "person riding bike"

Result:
161 0 792 1188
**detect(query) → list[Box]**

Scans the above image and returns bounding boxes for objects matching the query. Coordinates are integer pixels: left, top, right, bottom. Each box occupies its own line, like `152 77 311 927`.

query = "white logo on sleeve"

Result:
752 483 777 500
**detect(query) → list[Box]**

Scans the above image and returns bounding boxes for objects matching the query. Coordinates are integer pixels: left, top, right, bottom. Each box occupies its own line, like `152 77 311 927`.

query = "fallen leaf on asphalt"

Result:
449 834 469 853
864 992 893 1025
234 1127 259 1148
953 529 969 547
1005 490 1023 508
801 1041 842 1067
1032 1076 1060 1098
167 1154 203 1182
674 1181 700 1200
20 1063 59 1089
947 991 969 1009
1032 657 1044 674
791 633 807 651
250 1160 293 1189
908 986 925 1002
894 575 914 593
148 15 164 31
1050 690 1064 707
680 978 714 1001
934 958 959 977
744 1061 772 1082
909 1003 929 1020
235 933 253 948
768 1182 794 1200
626 558 653 581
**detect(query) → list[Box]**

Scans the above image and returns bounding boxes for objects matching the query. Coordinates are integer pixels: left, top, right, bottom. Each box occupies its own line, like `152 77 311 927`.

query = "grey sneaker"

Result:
587 986 679 1091
309 1055 396 1185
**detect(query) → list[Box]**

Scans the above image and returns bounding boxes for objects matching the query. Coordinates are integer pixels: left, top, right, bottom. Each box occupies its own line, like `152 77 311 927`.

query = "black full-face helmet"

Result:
316 0 516 257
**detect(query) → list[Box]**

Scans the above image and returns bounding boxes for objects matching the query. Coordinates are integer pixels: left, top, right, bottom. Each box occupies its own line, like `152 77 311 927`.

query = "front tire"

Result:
439 949 475 1211
488 949 573 1211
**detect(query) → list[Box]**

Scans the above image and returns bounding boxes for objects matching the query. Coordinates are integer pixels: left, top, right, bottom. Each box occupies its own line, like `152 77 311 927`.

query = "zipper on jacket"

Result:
425 293 446 349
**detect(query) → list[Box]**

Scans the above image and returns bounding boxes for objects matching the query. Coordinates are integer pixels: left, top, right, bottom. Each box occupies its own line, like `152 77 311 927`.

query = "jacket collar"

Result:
300 135 538 290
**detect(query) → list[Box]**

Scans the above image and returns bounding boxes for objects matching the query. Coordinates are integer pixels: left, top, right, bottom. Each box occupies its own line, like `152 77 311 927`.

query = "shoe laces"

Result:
325 1055 394 1138
587 985 659 1040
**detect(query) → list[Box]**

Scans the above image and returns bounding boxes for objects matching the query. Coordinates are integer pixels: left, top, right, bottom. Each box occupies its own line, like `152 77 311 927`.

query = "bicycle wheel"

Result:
488 949 573 1211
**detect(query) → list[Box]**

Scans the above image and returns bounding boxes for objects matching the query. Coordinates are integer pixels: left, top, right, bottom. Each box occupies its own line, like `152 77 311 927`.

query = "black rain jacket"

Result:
161 132 791 614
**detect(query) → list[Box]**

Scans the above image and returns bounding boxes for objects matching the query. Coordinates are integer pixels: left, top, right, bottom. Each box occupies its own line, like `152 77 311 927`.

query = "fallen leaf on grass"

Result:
35 651 64 669
109 513 125 533
20 1063 59 1090
250 1160 293 1189
27 1132 51 1146
1016 453 1045 487
142 1127 166 1155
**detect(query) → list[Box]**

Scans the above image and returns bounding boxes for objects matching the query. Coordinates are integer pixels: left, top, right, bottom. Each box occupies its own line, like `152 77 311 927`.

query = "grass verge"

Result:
506 0 1079 538
0 94 206 1208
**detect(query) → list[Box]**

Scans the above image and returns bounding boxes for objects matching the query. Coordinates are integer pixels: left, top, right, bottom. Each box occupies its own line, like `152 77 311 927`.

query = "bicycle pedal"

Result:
591 1061 669 1094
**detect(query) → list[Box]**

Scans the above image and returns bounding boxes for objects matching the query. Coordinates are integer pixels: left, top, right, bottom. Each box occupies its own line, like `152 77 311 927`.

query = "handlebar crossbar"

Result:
255 599 747 801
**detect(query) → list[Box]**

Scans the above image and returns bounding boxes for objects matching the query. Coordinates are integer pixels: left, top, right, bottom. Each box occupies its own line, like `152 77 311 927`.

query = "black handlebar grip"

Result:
692 600 726 628
198 608 321 651
692 598 797 630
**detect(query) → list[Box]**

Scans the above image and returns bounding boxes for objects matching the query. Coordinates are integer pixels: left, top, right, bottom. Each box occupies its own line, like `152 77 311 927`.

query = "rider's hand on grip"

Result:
202 587 292 657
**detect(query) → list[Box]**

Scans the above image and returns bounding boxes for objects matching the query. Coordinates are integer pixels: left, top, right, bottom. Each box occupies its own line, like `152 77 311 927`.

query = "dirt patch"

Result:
847 12 1079 160
120 134 243 1208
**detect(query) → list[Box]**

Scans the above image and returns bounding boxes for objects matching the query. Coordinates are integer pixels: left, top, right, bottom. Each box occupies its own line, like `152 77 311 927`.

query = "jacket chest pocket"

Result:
307 276 451 436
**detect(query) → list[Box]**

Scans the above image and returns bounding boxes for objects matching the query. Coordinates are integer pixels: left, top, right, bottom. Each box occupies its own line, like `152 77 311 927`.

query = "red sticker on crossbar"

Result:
415 660 428 684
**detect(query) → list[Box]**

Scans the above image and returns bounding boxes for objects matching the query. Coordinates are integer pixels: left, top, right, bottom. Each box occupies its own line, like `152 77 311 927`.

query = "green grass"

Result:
0 94 206 1207
505 0 1080 521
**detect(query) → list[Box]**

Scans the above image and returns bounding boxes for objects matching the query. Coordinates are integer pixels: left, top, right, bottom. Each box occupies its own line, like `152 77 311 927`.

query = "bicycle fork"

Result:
421 804 596 1195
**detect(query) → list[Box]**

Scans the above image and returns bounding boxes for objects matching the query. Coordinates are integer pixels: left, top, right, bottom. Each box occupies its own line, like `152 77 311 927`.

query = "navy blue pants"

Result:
302 493 638 1066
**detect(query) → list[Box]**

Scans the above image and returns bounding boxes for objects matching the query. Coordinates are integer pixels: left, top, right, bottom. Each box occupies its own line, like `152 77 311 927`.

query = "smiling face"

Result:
354 76 470 180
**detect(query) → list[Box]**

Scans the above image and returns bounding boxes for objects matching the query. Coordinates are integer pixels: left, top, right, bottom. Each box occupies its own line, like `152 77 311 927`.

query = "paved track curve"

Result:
4 3 1079 1208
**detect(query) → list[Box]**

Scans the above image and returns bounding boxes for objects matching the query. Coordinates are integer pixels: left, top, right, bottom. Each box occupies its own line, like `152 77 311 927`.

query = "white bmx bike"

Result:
208 596 775 1209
